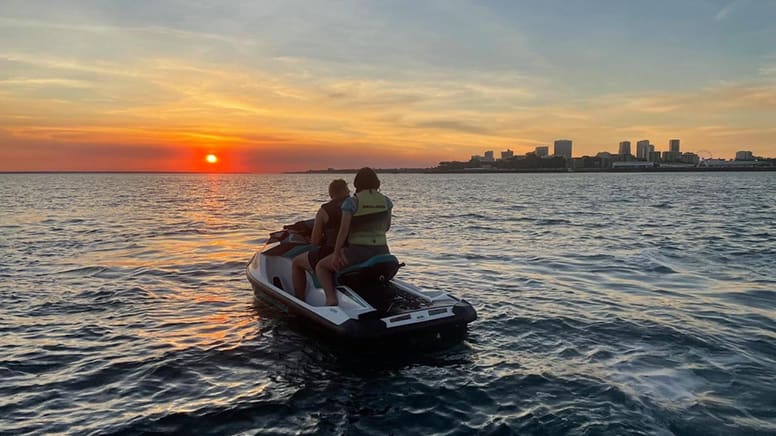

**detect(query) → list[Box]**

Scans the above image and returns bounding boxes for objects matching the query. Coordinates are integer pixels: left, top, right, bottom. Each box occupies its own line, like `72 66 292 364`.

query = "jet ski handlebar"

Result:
267 219 316 244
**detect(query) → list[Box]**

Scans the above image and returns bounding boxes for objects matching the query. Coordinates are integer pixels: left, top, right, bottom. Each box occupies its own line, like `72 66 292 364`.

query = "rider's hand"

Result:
333 250 347 270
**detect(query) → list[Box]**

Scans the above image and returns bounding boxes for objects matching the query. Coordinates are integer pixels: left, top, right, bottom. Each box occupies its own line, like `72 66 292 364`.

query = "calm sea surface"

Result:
1 172 775 435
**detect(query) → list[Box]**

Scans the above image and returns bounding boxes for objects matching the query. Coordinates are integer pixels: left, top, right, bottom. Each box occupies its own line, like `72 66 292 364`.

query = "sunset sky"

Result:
1 0 775 172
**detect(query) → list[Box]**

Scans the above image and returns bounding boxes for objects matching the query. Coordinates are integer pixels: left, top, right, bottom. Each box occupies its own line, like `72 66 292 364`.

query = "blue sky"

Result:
1 0 775 170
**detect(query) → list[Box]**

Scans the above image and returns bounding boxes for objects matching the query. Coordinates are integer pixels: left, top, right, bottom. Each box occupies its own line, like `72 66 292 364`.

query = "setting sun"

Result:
205 154 218 164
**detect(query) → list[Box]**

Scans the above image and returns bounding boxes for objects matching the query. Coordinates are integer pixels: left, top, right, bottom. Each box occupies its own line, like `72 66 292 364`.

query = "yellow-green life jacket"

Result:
348 190 390 246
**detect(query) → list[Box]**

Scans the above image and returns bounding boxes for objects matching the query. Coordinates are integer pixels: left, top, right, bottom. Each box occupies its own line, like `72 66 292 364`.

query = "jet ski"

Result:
246 221 476 347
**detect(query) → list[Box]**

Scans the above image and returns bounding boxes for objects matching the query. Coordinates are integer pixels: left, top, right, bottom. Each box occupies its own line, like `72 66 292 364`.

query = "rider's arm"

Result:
334 212 351 253
310 208 327 246
385 197 393 231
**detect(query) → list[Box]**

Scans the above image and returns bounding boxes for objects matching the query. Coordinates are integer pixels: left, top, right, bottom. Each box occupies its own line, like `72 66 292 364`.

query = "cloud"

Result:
410 120 492 135
715 0 745 21
0 78 92 88
759 61 776 78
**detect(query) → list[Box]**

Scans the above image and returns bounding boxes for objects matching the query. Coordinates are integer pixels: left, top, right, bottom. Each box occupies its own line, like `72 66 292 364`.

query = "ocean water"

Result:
1 172 774 435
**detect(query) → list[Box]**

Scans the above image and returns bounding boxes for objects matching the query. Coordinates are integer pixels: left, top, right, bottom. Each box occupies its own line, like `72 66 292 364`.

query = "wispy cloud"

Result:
0 17 256 49
0 78 92 88
715 0 745 21
758 55 776 78
411 119 493 135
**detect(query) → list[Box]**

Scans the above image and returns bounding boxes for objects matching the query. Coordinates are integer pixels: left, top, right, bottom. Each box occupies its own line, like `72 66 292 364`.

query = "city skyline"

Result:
464 137 773 162
442 138 772 173
1 1 776 172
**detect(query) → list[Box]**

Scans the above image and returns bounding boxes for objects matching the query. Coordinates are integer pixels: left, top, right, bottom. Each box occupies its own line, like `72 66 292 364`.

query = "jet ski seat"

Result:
336 254 402 289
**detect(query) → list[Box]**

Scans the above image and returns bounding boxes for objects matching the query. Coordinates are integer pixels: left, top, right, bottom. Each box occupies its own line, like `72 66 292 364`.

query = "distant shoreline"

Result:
2 167 774 175
290 167 776 174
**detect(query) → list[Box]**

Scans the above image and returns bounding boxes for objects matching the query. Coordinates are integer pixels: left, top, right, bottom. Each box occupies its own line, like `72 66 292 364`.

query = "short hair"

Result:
353 167 380 191
328 179 349 196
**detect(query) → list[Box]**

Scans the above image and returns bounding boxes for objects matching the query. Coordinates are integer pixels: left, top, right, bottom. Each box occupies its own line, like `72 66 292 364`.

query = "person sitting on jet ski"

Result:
291 179 351 300
316 167 393 306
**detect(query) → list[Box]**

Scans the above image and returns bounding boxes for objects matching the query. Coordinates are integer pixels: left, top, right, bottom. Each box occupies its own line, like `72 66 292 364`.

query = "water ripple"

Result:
1 172 775 435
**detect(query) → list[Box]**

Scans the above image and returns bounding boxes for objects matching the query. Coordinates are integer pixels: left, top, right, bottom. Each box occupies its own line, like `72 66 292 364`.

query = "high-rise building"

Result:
661 151 680 162
619 141 632 156
501 149 514 160
554 139 572 159
636 139 650 160
669 139 680 153
535 146 549 157
735 150 754 161
483 150 495 162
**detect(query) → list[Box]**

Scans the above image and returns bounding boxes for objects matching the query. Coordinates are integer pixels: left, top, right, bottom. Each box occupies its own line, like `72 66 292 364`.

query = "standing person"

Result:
316 167 393 306
291 179 350 300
